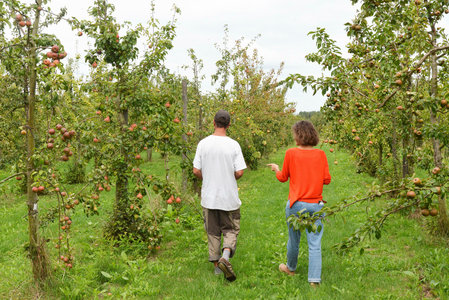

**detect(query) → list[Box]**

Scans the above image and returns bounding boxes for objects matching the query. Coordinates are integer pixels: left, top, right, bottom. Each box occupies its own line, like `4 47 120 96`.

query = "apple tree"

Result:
283 0 449 250
73 0 185 248
0 0 80 280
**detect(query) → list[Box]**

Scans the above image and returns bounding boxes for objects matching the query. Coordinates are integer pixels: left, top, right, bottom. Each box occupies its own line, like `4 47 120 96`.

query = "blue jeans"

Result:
285 200 324 283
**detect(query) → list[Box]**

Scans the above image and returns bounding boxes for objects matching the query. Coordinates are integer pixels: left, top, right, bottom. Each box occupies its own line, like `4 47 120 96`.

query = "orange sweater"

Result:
276 148 331 207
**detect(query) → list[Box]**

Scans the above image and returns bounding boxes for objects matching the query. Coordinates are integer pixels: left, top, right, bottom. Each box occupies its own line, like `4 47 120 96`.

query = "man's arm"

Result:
235 169 244 180
193 167 203 180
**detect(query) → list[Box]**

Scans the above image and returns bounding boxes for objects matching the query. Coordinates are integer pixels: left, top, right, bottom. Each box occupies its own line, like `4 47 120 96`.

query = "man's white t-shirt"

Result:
193 135 247 211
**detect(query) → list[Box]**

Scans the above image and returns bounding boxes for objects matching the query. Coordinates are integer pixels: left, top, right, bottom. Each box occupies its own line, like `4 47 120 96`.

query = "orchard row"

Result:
0 0 295 281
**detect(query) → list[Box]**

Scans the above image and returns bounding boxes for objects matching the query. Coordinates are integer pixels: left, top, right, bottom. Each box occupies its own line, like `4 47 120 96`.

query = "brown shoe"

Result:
218 257 236 282
310 282 320 288
279 263 295 276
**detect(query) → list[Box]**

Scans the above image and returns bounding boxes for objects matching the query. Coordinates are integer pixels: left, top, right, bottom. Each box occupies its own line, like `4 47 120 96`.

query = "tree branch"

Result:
411 45 449 72
343 80 368 98
0 172 25 185
0 44 23 52
378 89 398 108
377 45 449 108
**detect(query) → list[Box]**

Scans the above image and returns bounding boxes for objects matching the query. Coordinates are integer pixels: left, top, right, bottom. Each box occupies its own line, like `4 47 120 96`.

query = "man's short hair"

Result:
214 110 231 128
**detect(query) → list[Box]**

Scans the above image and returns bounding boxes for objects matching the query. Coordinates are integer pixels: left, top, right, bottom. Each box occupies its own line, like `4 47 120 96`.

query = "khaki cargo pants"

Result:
202 207 240 262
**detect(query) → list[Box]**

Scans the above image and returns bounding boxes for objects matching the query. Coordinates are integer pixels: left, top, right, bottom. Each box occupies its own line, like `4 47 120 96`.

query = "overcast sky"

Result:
32 0 362 111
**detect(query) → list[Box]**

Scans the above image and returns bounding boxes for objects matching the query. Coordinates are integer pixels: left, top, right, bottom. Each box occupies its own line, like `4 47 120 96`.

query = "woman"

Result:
267 120 331 286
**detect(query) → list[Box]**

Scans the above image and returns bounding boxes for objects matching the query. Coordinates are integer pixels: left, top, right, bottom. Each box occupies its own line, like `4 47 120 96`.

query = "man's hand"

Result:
266 163 280 172
193 167 203 180
235 169 244 180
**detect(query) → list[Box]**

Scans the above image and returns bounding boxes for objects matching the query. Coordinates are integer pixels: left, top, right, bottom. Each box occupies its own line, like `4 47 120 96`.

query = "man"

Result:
193 110 247 282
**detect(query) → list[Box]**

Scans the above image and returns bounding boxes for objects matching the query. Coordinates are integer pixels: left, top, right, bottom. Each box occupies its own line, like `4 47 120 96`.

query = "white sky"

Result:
29 0 362 111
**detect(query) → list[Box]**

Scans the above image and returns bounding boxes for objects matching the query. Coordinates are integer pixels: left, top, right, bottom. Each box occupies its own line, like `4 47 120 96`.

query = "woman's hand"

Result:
266 163 279 172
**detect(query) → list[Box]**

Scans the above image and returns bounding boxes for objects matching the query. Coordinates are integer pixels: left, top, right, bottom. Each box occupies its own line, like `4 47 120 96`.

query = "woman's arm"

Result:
323 152 331 185
267 151 290 182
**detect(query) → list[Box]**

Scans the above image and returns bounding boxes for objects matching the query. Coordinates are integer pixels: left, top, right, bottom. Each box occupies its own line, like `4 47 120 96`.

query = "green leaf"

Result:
375 230 381 239
402 271 415 277
120 251 128 261
101 271 112 279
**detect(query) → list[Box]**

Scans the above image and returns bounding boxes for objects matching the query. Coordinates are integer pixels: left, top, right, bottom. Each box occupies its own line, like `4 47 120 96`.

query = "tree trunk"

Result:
378 143 383 167
115 107 129 206
390 128 400 182
106 90 131 240
146 147 152 162
198 97 203 139
181 79 188 191
429 25 449 235
26 1 50 281
402 138 411 179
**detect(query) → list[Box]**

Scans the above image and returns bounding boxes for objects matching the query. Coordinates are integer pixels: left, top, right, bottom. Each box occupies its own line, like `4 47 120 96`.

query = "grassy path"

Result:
0 146 448 299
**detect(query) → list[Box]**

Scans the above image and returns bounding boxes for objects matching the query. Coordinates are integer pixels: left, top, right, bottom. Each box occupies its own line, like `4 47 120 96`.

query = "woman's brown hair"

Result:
292 120 319 146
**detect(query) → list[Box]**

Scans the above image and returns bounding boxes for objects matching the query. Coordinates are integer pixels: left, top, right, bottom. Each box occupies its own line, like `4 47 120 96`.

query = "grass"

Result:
0 146 448 299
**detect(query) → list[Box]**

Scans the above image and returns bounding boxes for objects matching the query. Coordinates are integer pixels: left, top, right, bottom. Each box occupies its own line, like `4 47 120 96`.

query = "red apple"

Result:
406 190 416 198
432 167 441 175
413 178 422 185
